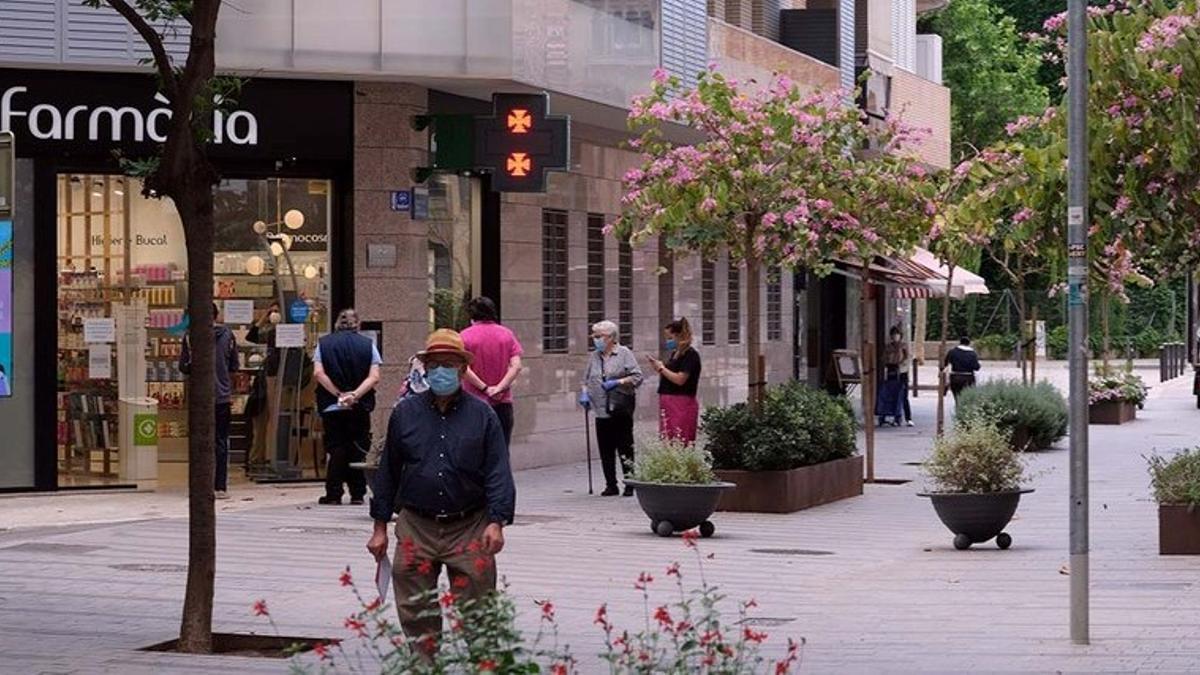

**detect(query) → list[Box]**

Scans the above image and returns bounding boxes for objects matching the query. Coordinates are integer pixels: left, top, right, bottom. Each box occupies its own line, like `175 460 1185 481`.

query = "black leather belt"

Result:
404 505 483 524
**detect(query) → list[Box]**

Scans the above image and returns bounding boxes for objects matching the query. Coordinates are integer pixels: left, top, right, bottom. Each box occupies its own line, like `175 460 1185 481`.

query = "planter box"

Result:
1089 400 1137 425
1159 505 1200 555
714 455 863 513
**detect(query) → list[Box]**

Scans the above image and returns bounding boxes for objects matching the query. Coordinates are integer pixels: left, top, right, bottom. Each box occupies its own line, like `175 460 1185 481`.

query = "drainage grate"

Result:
737 617 797 627
749 548 834 556
272 526 363 536
867 478 913 485
110 563 187 573
509 515 566 527
0 543 105 555
901 462 924 467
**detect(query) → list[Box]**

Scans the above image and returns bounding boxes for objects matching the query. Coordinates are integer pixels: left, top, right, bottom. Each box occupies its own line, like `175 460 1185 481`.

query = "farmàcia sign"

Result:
0 68 354 161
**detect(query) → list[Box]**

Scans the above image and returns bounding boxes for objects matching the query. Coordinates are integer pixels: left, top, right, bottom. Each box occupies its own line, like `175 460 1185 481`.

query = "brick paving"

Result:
1 367 1198 673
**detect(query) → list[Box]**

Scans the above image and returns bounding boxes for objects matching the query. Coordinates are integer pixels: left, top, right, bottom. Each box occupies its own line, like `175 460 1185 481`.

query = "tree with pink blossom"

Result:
615 69 935 477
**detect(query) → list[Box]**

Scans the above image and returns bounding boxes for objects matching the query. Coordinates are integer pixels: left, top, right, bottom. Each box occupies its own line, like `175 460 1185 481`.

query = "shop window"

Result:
542 209 569 353
56 175 333 487
619 236 634 348
701 259 716 345
767 266 782 341
586 214 606 328
728 260 741 345
427 175 479 333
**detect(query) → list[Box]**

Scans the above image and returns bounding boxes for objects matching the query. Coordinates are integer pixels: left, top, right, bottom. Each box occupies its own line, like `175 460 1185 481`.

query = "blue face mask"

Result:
593 338 606 352
427 366 461 396
665 339 678 351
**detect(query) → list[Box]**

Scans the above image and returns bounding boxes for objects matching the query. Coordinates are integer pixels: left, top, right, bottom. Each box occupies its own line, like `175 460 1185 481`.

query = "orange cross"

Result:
507 152 532 177
507 108 532 134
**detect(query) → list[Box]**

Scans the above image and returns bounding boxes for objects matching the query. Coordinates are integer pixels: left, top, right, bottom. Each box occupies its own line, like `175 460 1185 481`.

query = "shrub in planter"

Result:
1089 369 1148 408
955 379 1068 451
920 414 1034 549
702 382 856 472
974 333 1017 359
1149 449 1200 555
627 435 734 537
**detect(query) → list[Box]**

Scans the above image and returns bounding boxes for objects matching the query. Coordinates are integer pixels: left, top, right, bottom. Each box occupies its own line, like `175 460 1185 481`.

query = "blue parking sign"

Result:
390 190 412 211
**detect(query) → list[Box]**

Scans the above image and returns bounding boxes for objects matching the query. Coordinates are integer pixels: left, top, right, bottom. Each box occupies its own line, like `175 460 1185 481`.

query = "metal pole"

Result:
1066 0 1090 646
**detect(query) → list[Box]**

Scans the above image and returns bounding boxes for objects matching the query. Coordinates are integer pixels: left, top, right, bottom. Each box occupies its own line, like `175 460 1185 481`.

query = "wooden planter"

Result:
1159 505 1200 555
714 455 863 514
1089 400 1137 425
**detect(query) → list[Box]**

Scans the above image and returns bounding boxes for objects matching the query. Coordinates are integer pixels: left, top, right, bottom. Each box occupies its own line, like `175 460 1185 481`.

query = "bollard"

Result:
1160 344 1168 383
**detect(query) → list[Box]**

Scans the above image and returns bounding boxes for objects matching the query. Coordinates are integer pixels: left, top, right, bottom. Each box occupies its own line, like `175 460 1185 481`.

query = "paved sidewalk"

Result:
1 372 1198 673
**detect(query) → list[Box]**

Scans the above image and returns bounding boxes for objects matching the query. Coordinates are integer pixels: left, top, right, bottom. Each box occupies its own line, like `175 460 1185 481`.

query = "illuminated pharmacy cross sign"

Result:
474 93 570 193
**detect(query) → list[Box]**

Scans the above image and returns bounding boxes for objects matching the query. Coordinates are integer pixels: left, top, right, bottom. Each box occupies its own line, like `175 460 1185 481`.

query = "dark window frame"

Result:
766 266 782 341
586 213 606 329
541 209 569 353
701 258 716 345
619 236 634 348
727 259 741 345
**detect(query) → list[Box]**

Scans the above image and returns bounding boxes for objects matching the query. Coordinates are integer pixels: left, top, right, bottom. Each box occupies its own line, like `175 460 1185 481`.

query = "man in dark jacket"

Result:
944 336 982 401
367 328 515 642
314 308 381 505
180 303 241 499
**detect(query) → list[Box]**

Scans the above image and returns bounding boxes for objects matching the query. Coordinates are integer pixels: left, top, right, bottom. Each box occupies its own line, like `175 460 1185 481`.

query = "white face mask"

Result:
268 311 281 324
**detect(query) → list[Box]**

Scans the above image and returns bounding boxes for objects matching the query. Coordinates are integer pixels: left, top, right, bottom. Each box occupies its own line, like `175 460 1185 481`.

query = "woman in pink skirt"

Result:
646 317 703 443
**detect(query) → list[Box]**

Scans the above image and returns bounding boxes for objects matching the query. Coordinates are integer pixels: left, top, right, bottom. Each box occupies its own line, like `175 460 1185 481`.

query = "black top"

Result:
370 391 516 525
316 331 377 413
657 347 702 397
944 346 981 374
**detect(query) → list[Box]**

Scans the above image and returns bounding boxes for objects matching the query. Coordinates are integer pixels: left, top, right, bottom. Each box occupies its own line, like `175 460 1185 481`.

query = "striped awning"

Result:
834 248 990 299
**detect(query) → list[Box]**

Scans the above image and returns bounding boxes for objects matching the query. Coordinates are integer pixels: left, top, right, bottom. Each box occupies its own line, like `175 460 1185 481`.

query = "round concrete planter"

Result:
918 489 1034 550
624 480 736 538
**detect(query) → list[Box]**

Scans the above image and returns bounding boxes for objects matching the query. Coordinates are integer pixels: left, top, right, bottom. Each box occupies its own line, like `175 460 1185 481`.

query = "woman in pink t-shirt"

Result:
461 297 524 447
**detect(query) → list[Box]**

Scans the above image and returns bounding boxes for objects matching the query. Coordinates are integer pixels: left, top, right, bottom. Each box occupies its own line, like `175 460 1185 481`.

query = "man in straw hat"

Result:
367 328 516 641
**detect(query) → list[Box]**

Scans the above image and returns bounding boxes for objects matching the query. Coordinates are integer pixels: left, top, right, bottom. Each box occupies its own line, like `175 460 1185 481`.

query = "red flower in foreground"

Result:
478 659 499 672
538 599 556 621
417 559 434 575
439 591 458 608
339 567 353 587
634 572 654 591
550 662 570 675
312 641 333 661
344 616 368 637
743 627 769 644
665 562 681 577
653 605 673 628
594 604 612 631
474 556 491 574
681 529 699 548
251 599 269 617
452 575 470 590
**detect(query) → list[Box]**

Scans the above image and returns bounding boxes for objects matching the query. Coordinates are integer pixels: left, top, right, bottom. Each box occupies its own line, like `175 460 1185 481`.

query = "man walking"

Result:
461 297 523 447
367 329 515 642
944 335 982 401
314 308 381 506
179 302 240 500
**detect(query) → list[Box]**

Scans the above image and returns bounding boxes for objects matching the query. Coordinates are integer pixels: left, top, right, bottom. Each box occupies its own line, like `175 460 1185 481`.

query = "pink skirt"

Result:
659 393 700 444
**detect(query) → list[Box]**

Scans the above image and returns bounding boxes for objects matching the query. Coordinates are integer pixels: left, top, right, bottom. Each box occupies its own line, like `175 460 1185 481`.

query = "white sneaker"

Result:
906 420 914 427
215 490 231 500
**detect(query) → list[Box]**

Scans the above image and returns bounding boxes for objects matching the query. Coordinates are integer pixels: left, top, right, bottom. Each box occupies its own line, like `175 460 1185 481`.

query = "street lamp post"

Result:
1066 0 1090 645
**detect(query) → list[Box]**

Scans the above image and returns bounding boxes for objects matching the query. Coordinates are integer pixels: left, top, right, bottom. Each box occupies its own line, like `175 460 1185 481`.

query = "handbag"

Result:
604 368 637 417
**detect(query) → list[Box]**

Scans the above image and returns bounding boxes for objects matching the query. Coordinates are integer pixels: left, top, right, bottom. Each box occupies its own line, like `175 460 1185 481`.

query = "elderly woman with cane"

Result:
579 320 643 496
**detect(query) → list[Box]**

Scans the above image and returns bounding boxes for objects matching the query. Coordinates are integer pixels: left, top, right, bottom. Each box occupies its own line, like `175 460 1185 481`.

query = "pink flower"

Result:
1012 207 1033 225
700 197 718 212
681 529 699 548
634 572 654 590
1113 195 1132 215
339 567 353 587
252 599 269 617
652 67 670 85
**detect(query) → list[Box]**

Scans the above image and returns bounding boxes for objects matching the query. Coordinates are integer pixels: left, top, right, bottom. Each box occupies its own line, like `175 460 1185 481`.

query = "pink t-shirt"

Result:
461 321 524 404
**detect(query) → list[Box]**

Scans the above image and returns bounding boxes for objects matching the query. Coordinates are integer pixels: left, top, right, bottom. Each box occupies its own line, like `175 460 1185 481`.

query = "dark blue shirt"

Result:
370 390 516 525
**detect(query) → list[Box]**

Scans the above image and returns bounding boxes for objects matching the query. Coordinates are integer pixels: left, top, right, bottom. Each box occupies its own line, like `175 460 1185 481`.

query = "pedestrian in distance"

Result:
243 302 281 472
646 317 702 443
313 308 381 506
179 302 240 500
579 320 644 497
944 335 982 401
461 296 524 448
882 325 914 427
367 328 515 643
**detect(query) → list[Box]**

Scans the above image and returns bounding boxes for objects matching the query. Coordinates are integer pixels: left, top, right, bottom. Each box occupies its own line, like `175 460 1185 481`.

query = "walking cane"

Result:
584 407 594 495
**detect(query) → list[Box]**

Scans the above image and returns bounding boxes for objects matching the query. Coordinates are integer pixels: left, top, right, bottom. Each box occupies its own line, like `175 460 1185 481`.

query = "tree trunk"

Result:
861 262 875 482
177 180 217 654
1015 284 1028 384
936 266 955 438
744 218 764 410
1029 303 1038 383
1101 292 1112 371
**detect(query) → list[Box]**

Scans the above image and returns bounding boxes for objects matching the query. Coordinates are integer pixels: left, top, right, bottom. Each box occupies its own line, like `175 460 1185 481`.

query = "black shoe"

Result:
600 486 619 497
318 496 342 505
623 485 635 497
350 497 365 506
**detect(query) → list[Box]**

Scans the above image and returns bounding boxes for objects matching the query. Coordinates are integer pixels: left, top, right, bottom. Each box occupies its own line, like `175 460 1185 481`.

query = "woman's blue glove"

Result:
602 379 620 391
578 391 591 409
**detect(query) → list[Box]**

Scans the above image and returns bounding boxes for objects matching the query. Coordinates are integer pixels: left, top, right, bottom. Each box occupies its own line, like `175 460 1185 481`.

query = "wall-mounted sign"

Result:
84 317 116 344
288 299 310 324
222 299 255 325
473 93 570 193
275 323 305 349
367 243 397 269
390 190 411 212
411 185 429 220
88 344 111 379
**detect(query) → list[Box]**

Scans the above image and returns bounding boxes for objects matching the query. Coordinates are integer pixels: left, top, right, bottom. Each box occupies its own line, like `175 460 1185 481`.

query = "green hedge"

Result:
955 379 1068 451
702 382 857 472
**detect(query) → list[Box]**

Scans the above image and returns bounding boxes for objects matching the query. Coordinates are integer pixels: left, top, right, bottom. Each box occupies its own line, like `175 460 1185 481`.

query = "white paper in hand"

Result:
376 553 393 602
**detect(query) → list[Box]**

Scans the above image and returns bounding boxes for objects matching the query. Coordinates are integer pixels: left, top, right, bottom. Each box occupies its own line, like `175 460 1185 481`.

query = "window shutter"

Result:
661 0 707 89
0 0 61 62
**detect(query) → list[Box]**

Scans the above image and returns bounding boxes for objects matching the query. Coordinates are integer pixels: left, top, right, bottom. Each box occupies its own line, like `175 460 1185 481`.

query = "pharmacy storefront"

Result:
0 68 353 491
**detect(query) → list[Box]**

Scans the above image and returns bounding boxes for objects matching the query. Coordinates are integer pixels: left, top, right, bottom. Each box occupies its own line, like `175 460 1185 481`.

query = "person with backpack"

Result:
579 320 643 496
313 308 381 505
179 302 241 500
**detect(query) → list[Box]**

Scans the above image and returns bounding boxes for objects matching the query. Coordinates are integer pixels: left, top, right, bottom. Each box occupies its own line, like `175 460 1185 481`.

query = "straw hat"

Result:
417 328 473 364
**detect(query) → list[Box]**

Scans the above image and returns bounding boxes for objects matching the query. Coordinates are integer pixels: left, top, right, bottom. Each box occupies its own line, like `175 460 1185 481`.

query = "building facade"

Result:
0 0 949 491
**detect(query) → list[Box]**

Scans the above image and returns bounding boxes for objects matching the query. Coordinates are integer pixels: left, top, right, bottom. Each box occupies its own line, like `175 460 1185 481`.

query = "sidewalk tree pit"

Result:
627 435 735 538
702 383 862 514
1149 449 1200 555
919 414 1033 550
